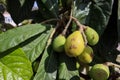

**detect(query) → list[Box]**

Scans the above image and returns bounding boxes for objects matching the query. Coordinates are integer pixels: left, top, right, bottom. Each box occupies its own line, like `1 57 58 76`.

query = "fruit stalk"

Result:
62 10 72 36
40 18 59 24
105 62 120 69
46 22 60 48
71 16 87 46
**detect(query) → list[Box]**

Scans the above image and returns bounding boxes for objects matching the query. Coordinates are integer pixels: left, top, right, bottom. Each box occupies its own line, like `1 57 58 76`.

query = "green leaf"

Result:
41 0 58 18
22 26 53 62
0 24 46 53
72 0 91 24
36 0 59 20
0 0 6 5
33 45 58 80
86 0 114 35
91 0 118 64
0 48 33 80
19 0 25 6
72 0 113 35
58 53 80 80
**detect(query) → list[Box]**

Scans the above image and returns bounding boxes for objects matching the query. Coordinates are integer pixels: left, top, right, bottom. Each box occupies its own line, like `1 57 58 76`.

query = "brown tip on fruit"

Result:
90 52 94 59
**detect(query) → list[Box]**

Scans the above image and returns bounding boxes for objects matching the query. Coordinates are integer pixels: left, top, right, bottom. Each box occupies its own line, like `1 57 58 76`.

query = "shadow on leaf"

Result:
70 76 80 80
59 52 77 71
44 45 58 73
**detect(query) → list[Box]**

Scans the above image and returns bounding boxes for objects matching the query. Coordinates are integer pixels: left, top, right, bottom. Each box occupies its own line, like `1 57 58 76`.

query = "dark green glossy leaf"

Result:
72 0 113 35
58 53 80 80
91 0 118 64
33 45 58 80
22 26 53 62
41 0 58 18
0 24 46 53
36 0 58 20
0 48 33 80
86 0 113 35
72 0 91 24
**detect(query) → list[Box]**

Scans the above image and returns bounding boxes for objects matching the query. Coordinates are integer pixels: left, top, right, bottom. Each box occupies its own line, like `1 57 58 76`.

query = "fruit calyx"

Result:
89 64 110 80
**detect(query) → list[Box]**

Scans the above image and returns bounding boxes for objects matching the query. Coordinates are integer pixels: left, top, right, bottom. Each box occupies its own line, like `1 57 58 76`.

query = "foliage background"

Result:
0 0 120 80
